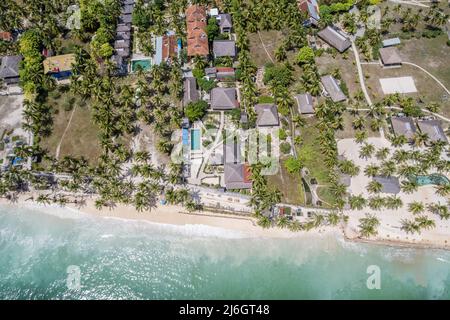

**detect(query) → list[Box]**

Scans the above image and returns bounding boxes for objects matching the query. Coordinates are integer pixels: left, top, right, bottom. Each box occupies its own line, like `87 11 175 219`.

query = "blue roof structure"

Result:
382 38 401 47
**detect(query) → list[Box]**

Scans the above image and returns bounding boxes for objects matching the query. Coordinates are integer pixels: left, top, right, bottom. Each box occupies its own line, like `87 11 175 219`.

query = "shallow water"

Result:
0 204 449 299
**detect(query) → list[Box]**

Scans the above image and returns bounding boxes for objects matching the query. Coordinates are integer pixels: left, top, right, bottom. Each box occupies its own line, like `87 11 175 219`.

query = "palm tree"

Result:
427 203 450 220
359 143 375 159
348 195 367 210
257 215 272 228
327 212 340 226
401 180 419 194
276 216 290 229
408 201 425 215
435 184 450 197
364 164 379 177
380 160 396 177
400 219 420 234
369 196 385 210
367 181 383 194
415 215 436 231
375 148 390 161
358 214 380 238
413 132 429 148
390 135 408 147
385 196 403 210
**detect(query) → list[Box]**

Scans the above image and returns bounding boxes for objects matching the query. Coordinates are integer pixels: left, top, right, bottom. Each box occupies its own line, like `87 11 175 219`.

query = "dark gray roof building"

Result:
117 24 132 32
224 163 252 190
218 14 232 33
318 26 351 52
379 47 402 66
183 77 199 106
417 120 448 144
114 39 130 49
390 116 416 141
255 104 279 127
321 75 347 102
373 176 401 194
295 93 315 114
213 40 236 58
0 55 22 84
119 14 132 25
210 87 238 110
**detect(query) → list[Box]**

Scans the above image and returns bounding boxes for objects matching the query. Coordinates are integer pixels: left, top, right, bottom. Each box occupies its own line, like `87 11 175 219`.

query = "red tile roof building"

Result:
162 34 177 61
0 32 12 41
185 5 209 57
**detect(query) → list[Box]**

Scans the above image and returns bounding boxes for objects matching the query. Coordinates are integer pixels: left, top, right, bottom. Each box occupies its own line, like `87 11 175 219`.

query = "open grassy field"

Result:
41 91 102 163
316 51 361 100
248 30 284 67
296 117 336 206
267 157 305 205
362 63 450 116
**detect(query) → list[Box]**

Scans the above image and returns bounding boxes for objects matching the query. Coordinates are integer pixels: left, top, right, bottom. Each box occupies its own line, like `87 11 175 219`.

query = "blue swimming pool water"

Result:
191 129 200 150
410 174 450 186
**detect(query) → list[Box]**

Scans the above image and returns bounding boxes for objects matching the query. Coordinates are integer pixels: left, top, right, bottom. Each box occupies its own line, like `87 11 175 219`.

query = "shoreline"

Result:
1 192 449 250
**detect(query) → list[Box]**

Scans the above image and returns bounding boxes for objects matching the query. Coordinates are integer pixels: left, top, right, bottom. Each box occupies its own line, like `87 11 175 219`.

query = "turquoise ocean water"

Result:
0 204 449 299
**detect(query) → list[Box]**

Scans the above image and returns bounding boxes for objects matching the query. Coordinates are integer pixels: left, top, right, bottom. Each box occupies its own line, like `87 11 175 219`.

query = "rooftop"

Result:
210 87 238 110
295 93 314 114
255 104 279 127
318 26 351 52
224 163 252 190
390 116 417 141
382 38 401 47
373 176 401 194
186 5 209 56
0 55 22 79
417 120 448 143
379 47 402 65
320 75 347 102
183 77 199 106
213 40 236 57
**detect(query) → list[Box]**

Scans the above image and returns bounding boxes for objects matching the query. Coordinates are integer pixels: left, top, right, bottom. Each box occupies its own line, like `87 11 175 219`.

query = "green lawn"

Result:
267 157 305 205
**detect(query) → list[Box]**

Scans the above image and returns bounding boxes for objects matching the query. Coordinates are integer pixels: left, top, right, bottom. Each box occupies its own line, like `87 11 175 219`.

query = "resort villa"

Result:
390 116 417 142
379 47 402 67
0 55 22 85
186 5 209 57
183 77 199 107
212 40 236 58
295 93 315 114
417 119 448 144
255 104 280 127
318 26 351 52
210 87 238 110
320 75 347 102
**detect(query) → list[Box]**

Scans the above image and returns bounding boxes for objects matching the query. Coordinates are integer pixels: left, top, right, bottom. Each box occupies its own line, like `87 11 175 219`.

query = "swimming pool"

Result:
131 59 151 72
191 129 201 151
409 174 450 186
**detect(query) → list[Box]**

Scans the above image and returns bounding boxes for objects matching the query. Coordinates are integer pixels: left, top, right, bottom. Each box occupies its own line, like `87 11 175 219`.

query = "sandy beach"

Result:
1 191 449 249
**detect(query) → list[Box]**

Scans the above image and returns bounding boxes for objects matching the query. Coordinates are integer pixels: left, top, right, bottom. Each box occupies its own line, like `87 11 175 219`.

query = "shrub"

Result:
280 142 292 154
278 128 288 140
185 100 208 122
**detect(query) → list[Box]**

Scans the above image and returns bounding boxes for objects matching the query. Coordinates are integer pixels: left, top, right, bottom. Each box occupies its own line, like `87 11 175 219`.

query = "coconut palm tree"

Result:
380 160 396 177
427 203 450 220
390 135 408 147
375 147 390 161
401 180 419 194
359 143 375 159
348 195 366 210
367 181 383 194
408 201 425 215
276 216 290 229
327 212 340 226
358 214 380 238
435 184 450 197
415 215 436 231
369 196 385 210
413 132 429 148
385 196 403 210
400 219 420 234
257 215 272 228
364 164 379 177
